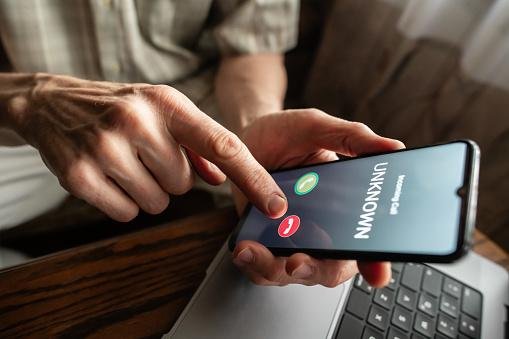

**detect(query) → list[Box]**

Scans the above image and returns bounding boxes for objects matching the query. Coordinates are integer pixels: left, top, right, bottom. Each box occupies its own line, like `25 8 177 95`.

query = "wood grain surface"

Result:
0 206 507 338
0 207 238 339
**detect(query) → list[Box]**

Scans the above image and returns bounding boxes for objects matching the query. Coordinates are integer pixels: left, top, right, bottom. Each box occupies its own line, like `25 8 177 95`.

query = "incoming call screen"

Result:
236 143 468 255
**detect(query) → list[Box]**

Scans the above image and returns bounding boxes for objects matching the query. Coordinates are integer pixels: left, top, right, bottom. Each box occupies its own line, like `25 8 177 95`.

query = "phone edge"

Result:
229 139 480 263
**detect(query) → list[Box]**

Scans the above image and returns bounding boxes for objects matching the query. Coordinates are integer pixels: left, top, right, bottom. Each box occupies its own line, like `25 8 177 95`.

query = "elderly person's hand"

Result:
231 109 405 288
2 73 287 221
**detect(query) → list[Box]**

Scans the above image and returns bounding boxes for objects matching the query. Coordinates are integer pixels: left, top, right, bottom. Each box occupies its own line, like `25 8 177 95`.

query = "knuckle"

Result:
106 99 146 130
350 121 372 134
307 108 326 117
322 268 347 288
208 130 244 161
109 99 133 117
170 173 194 195
263 267 285 283
59 160 92 195
95 132 117 155
144 84 174 97
160 155 194 194
144 85 183 109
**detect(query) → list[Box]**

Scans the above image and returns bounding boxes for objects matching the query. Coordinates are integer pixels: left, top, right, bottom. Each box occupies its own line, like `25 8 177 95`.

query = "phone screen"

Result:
235 142 472 257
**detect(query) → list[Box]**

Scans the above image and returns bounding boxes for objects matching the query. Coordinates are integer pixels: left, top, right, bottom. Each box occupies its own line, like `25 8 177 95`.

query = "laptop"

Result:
164 242 508 338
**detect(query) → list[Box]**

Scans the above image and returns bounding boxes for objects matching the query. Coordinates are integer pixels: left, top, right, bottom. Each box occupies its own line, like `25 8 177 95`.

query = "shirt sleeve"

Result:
212 0 300 55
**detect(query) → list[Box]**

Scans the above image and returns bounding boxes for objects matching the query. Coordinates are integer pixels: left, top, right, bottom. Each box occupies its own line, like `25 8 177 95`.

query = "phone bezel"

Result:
228 140 480 263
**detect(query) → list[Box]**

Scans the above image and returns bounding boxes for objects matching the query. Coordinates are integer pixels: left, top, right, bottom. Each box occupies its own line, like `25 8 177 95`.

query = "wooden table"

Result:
0 207 507 338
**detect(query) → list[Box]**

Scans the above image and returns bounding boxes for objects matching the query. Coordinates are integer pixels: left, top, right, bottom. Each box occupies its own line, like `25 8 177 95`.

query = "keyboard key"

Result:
417 293 438 317
387 270 400 290
459 314 479 338
374 288 394 309
436 313 458 338
391 306 412 332
397 287 417 311
362 326 384 339
443 277 462 299
401 263 423 291
336 313 363 339
461 287 481 319
367 305 389 331
440 294 459 318
392 263 404 272
414 312 434 338
422 268 442 297
354 275 374 295
387 327 409 339
336 263 482 339
346 288 371 319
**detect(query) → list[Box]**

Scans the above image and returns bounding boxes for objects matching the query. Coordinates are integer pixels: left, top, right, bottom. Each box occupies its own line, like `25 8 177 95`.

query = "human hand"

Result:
231 109 405 287
5 73 288 221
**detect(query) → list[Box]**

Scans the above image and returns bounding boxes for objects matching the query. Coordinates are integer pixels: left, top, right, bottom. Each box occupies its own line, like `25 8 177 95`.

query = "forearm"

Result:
215 54 287 134
0 73 36 145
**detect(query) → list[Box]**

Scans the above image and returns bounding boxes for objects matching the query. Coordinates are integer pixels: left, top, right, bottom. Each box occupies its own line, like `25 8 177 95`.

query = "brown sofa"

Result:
302 0 509 250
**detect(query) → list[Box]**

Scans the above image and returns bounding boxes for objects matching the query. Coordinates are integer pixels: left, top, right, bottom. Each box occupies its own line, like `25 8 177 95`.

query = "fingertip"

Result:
185 147 226 185
232 241 264 266
358 261 391 288
383 138 406 151
110 202 139 222
285 253 312 275
233 241 275 274
233 246 254 267
207 161 227 185
267 193 288 219
285 253 315 279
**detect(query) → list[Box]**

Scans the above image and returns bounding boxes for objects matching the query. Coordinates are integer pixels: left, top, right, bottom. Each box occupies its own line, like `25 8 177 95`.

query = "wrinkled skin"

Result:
231 109 405 288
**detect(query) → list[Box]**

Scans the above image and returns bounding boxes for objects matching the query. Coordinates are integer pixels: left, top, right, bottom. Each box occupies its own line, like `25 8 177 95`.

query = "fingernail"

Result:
268 194 287 217
208 161 220 173
291 264 313 279
234 248 254 266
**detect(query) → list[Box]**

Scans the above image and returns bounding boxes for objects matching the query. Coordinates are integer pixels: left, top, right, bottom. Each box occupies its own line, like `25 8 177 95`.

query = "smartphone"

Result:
229 140 480 263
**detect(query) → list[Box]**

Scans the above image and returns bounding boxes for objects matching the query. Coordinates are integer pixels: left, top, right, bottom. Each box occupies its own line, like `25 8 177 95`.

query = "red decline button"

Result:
278 215 301 238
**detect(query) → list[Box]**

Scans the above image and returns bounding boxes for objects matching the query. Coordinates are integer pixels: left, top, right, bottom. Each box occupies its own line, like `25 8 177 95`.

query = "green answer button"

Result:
294 172 319 195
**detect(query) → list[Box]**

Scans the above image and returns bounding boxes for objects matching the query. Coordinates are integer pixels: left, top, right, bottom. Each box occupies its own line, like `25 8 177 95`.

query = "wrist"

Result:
0 73 38 131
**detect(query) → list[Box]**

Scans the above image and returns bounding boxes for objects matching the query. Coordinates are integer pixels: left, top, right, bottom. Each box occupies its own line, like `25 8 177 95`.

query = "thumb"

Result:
309 114 405 156
357 261 392 288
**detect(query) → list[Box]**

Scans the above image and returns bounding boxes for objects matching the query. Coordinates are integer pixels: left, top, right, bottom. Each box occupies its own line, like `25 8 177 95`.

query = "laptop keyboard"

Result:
335 263 483 339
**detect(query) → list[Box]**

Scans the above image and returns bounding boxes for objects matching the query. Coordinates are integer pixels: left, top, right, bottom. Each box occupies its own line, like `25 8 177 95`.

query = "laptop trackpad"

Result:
169 252 347 339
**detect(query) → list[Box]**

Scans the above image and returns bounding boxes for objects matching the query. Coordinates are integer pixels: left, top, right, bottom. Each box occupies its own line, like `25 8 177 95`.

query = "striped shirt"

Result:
0 0 299 85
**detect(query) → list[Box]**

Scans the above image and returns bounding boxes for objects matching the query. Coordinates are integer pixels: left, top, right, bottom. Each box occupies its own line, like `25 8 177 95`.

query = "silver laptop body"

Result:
165 244 508 339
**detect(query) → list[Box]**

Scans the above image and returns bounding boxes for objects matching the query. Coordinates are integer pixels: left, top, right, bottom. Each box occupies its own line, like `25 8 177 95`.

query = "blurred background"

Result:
0 0 507 267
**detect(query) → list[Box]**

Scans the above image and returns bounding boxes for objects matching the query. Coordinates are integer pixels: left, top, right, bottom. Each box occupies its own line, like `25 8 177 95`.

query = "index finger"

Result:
162 89 287 218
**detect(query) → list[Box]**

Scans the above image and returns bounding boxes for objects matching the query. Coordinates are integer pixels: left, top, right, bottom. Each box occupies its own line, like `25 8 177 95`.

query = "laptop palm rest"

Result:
166 247 349 339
